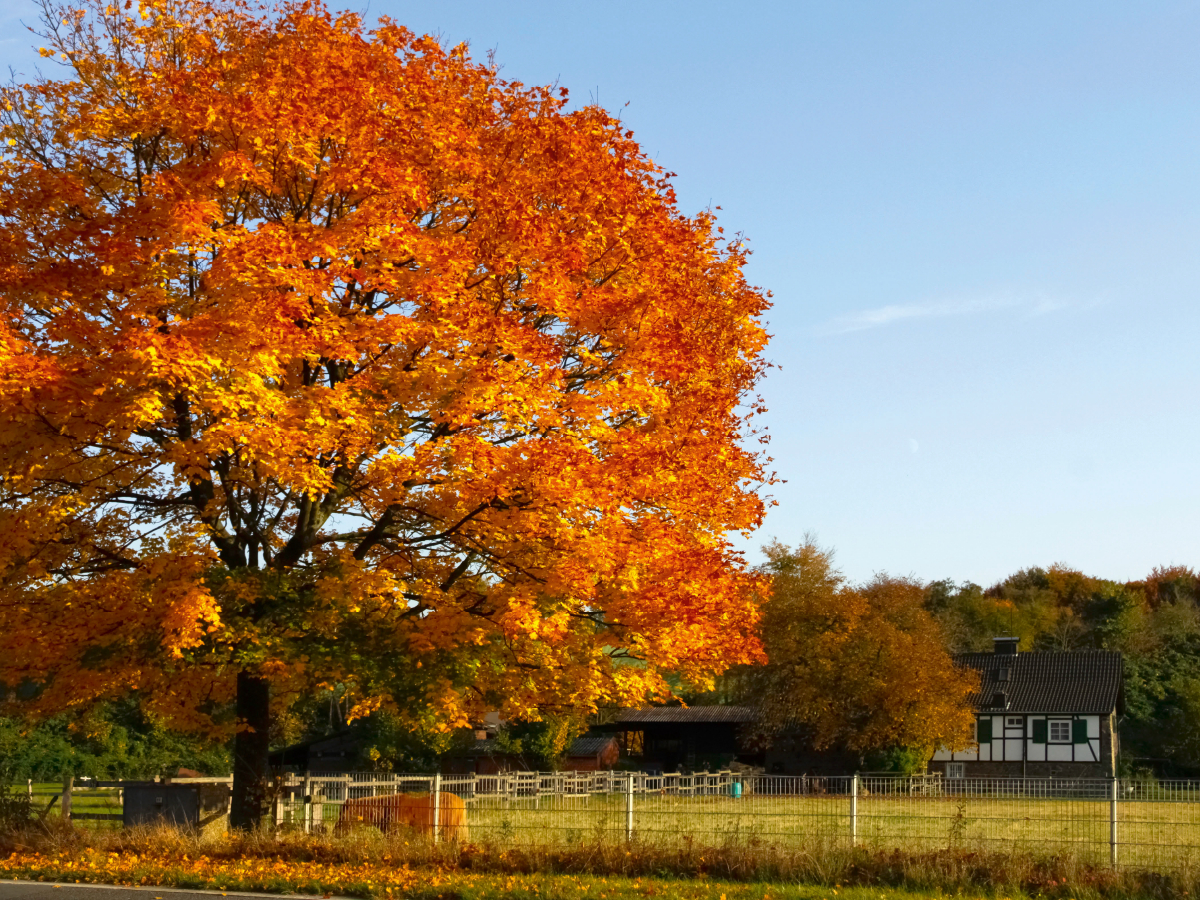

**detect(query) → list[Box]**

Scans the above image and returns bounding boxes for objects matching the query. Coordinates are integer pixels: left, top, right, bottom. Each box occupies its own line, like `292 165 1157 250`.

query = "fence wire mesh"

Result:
271 771 1200 870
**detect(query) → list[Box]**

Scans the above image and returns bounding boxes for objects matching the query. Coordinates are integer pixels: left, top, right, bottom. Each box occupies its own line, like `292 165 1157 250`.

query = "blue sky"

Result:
4 1 1199 587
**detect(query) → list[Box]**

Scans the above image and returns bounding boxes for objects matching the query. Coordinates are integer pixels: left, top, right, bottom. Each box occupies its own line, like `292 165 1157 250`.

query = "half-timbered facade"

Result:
930 637 1124 778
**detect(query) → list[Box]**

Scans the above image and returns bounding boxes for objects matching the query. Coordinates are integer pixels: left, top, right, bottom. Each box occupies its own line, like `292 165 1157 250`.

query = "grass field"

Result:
4 819 1196 899
29 781 1200 872
26 784 122 824
309 791 1200 871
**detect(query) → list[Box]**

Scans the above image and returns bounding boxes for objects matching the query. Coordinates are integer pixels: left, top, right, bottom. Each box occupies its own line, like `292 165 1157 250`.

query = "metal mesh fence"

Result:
268 771 1200 870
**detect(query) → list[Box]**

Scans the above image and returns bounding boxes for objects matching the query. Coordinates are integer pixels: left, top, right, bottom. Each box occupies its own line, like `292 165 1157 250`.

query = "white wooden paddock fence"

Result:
27 771 1200 871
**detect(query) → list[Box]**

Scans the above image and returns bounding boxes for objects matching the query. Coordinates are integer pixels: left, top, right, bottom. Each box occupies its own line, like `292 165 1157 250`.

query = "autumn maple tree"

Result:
0 0 771 826
746 540 977 760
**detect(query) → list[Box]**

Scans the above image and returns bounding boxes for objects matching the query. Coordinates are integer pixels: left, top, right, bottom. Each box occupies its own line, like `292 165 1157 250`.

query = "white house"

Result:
930 636 1123 779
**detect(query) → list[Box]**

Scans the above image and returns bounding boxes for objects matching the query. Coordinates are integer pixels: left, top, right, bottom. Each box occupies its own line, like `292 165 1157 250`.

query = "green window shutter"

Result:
977 719 992 743
1073 720 1088 744
1032 720 1047 744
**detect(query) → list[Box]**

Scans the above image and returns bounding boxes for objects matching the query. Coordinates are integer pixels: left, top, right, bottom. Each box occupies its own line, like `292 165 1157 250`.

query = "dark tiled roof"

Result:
460 739 516 756
956 651 1123 715
613 706 757 724
566 736 617 757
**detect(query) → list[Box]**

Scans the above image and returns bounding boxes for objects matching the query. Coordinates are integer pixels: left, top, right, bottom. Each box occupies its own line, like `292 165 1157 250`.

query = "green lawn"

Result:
390 874 1004 900
306 792 1200 870
27 782 122 822
0 865 1019 900
37 781 1200 871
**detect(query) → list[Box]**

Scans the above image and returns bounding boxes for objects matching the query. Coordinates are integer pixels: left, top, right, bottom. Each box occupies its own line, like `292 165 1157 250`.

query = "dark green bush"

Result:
0 779 32 832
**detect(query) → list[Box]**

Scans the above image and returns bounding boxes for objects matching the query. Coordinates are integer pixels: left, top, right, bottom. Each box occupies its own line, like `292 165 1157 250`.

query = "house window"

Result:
1006 717 1023 728
1049 720 1071 743
946 762 965 779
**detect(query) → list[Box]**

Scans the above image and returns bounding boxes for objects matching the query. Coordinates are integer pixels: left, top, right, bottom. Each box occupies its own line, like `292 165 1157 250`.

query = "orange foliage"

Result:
0 848 431 895
751 541 977 755
0 0 770 735
1132 565 1200 608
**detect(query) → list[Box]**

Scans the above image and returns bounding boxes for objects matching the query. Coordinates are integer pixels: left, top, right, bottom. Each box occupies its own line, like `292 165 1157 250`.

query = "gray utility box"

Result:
122 783 200 828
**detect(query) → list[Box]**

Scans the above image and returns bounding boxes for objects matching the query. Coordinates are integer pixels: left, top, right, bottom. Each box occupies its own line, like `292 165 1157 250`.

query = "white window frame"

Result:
1048 719 1072 743
946 762 965 779
1006 716 1023 728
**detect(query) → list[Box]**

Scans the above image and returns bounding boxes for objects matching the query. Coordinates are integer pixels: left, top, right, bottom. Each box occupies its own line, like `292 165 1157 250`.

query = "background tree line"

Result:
6 549 1200 780
701 543 1200 778
927 563 1200 776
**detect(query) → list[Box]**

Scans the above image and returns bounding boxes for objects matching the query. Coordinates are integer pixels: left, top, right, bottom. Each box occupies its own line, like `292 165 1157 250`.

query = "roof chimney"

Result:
993 636 1019 655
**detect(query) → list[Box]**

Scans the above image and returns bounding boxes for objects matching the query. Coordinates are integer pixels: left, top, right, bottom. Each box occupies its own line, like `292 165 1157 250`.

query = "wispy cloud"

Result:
820 292 1071 335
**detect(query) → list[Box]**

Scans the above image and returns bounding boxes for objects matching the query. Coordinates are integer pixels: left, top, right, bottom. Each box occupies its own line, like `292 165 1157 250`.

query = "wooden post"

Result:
303 774 313 834
61 776 73 823
432 773 442 844
849 774 859 846
26 780 32 803
625 772 634 842
1110 777 1119 867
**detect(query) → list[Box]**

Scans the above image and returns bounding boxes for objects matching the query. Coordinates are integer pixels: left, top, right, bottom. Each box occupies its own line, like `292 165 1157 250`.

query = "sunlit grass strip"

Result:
0 852 989 900
0 849 421 896
1 826 1195 899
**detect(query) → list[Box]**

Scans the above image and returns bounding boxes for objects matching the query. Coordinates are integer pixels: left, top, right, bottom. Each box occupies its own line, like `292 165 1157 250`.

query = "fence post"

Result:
432 772 442 844
625 772 634 842
303 773 312 834
1110 777 1118 867
849 773 859 846
27 779 32 803
61 775 73 824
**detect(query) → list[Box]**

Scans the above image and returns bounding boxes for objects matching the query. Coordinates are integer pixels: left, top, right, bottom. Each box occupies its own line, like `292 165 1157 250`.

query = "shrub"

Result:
0 779 32 833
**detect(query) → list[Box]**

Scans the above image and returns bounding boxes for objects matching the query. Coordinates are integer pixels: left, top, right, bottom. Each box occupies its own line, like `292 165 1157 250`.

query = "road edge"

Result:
0 879 355 900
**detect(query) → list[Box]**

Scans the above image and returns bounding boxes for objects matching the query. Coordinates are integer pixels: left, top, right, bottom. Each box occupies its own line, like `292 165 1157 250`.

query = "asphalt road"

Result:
0 883 343 900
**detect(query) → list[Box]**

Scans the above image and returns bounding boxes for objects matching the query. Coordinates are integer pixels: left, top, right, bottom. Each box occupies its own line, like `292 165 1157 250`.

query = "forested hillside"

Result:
4 560 1199 780
926 565 1200 775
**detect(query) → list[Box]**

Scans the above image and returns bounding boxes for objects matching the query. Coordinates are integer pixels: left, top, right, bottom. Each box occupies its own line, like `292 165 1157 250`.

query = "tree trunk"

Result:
230 670 271 831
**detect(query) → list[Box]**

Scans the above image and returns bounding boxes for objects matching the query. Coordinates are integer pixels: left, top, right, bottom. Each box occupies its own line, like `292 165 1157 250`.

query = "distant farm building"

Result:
594 706 763 772
269 730 365 773
931 636 1124 779
563 735 620 770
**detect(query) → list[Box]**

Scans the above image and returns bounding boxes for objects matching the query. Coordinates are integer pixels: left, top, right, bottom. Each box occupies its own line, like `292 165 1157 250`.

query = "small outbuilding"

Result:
441 738 525 774
594 706 762 772
269 730 366 773
562 735 620 771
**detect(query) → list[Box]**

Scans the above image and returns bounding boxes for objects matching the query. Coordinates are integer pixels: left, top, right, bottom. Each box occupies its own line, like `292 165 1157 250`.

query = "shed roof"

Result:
611 706 757 724
956 650 1123 715
566 735 618 758
457 738 522 757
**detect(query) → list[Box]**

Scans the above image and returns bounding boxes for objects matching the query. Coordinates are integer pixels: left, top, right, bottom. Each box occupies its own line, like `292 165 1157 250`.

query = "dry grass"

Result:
416 792 1200 871
0 820 1197 900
